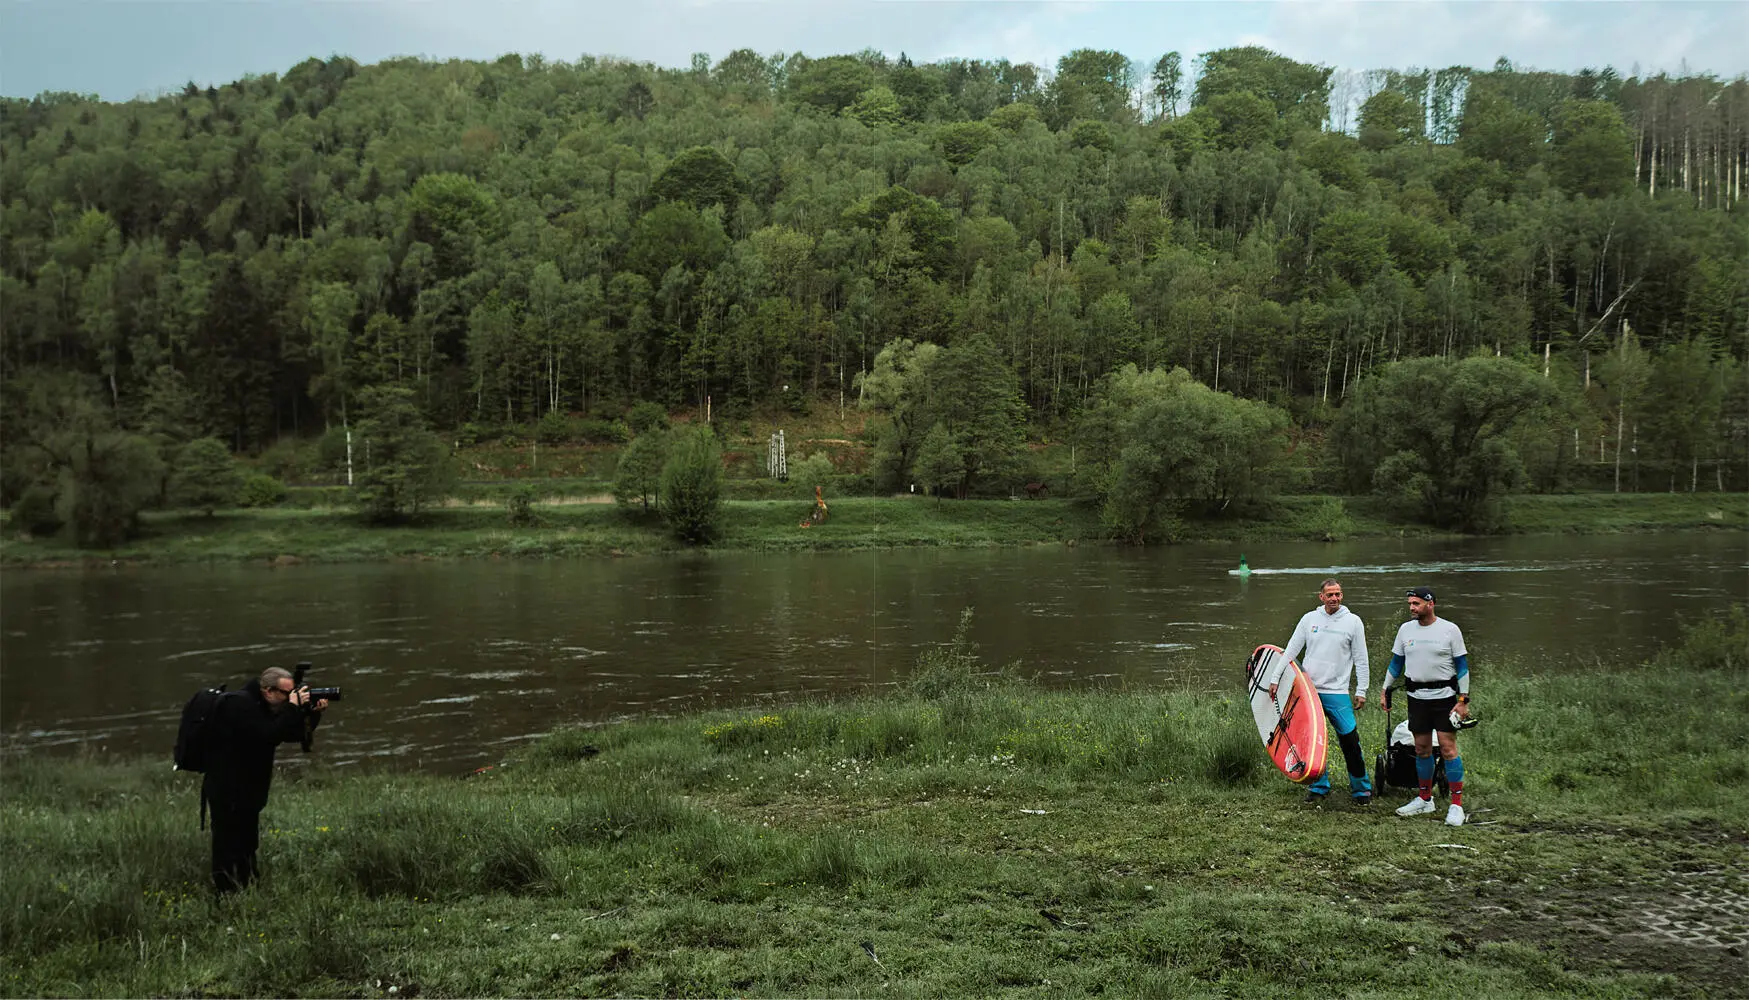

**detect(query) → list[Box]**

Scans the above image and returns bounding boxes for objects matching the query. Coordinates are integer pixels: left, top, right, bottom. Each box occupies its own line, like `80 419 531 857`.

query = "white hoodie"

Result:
1282 605 1370 696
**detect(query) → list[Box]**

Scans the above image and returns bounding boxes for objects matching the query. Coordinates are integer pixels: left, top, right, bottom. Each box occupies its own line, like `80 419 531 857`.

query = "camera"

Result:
289 661 342 753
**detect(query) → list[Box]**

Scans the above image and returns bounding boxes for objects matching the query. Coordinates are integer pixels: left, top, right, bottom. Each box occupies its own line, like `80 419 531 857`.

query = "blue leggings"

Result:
1308 693 1373 797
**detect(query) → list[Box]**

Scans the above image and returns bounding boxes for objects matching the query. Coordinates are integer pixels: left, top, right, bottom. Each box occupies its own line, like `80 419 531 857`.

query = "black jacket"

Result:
201 679 315 812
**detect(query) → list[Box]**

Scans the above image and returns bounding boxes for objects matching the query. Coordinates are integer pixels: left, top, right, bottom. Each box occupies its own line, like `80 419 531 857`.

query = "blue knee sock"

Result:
1415 753 1436 799
1446 756 1465 806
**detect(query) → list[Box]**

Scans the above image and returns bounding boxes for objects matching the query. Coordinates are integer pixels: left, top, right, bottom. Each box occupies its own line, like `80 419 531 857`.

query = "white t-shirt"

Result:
1282 605 1369 695
1390 617 1468 700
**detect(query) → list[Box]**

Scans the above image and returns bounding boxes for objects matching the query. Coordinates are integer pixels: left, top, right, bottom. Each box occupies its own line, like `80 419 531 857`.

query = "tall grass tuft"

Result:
1650 603 1747 675
1200 719 1261 786
553 785 702 843
476 820 552 894
523 726 606 765
902 607 1025 701
789 830 862 889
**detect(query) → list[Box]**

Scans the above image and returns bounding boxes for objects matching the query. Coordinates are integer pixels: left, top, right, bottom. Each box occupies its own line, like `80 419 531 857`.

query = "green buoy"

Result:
1237 553 1250 576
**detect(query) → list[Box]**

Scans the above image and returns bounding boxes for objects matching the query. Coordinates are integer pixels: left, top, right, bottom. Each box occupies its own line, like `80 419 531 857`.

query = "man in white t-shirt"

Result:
1379 587 1472 827
1277 578 1373 805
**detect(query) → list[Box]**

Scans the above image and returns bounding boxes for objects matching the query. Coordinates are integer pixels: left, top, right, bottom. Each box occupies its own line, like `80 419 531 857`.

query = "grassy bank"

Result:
5 613 1746 998
2 491 1742 568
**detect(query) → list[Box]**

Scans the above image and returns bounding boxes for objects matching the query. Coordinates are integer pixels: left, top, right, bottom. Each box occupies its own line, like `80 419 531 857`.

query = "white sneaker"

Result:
1396 796 1436 817
1445 804 1466 827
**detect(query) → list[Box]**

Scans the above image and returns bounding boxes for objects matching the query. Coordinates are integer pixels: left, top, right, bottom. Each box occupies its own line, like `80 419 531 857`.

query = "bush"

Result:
170 437 244 515
659 426 723 544
1297 496 1356 541
536 410 572 444
576 418 631 444
1654 605 1748 673
55 432 164 547
626 401 669 435
790 452 835 498
11 483 62 536
456 422 506 447
506 484 538 527
238 474 288 508
316 425 351 472
613 432 667 513
257 438 316 482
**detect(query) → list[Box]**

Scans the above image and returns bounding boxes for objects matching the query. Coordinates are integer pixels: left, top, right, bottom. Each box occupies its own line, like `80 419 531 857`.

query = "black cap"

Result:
1405 587 1436 602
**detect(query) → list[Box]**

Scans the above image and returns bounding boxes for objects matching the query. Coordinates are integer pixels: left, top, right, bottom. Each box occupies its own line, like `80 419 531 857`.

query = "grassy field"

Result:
2 490 1742 568
4 611 1746 998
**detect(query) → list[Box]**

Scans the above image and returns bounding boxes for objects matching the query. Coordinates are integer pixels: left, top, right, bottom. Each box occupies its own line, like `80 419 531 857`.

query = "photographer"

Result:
203 666 327 895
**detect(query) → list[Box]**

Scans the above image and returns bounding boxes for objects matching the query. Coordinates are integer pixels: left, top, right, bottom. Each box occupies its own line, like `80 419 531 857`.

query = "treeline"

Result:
1 46 1745 542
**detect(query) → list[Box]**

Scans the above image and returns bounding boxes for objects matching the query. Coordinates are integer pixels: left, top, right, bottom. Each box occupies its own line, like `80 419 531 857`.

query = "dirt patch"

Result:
1478 828 1746 985
1347 817 1749 988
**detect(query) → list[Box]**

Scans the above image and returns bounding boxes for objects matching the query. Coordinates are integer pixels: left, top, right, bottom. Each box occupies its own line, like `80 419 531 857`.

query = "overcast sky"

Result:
3 0 1744 102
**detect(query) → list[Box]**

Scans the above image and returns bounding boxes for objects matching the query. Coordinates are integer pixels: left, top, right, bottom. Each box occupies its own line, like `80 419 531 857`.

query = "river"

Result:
2 532 1743 773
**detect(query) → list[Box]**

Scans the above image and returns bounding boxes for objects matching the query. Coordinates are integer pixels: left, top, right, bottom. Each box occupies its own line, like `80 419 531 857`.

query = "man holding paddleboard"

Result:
1380 587 1472 827
1277 579 1373 805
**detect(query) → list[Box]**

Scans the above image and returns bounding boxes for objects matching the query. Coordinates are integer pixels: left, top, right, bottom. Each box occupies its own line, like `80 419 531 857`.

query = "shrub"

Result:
576 418 631 444
316 425 351 472
1298 496 1356 541
903 608 1012 699
55 432 164 547
659 426 723 544
626 401 669 435
1653 604 1748 673
456 422 505 446
257 438 315 482
536 410 572 444
11 482 62 536
506 484 538 527
170 437 244 515
790 452 835 498
238 473 288 508
613 432 667 513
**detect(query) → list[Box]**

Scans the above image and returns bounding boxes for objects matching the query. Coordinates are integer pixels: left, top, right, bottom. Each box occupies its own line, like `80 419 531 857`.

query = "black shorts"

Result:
1406 694 1458 734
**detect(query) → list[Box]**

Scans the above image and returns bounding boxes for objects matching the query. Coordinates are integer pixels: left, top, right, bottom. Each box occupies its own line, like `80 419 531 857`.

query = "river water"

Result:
3 532 1743 773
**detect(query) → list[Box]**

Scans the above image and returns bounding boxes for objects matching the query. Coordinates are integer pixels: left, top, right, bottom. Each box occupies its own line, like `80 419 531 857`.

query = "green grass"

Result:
3 491 1742 568
1499 491 1748 534
5 612 1747 997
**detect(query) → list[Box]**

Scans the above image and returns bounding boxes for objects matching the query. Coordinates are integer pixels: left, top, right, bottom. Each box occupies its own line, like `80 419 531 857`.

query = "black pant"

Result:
210 801 261 894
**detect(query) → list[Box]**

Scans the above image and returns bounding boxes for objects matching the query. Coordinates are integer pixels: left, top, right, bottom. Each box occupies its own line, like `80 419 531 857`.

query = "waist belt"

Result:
1404 678 1454 692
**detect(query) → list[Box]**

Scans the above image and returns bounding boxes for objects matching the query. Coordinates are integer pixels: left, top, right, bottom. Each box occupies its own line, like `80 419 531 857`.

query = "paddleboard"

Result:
1244 644 1328 785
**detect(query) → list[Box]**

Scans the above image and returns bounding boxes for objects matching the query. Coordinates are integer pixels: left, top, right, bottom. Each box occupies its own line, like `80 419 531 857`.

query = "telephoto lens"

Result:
307 686 343 702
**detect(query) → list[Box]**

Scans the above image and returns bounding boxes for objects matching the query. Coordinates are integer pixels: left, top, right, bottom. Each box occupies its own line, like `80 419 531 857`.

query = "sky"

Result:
2 0 1745 102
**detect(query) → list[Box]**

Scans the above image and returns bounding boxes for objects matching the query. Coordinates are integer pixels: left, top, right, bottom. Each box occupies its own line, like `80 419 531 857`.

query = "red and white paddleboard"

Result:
1245 644 1328 785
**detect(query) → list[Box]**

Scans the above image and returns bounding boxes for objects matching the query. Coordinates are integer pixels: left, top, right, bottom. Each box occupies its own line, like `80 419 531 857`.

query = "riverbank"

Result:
4 612 1745 998
1 491 1741 568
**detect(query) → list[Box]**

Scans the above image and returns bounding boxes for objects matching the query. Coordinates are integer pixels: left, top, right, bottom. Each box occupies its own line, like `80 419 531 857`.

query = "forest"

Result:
2 45 1745 543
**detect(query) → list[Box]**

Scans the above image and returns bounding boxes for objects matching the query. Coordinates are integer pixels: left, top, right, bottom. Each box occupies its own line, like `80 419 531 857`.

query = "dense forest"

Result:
2 46 1745 541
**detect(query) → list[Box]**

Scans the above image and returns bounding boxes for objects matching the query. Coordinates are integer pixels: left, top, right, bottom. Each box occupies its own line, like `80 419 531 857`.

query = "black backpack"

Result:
174 685 234 829
173 685 227 774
